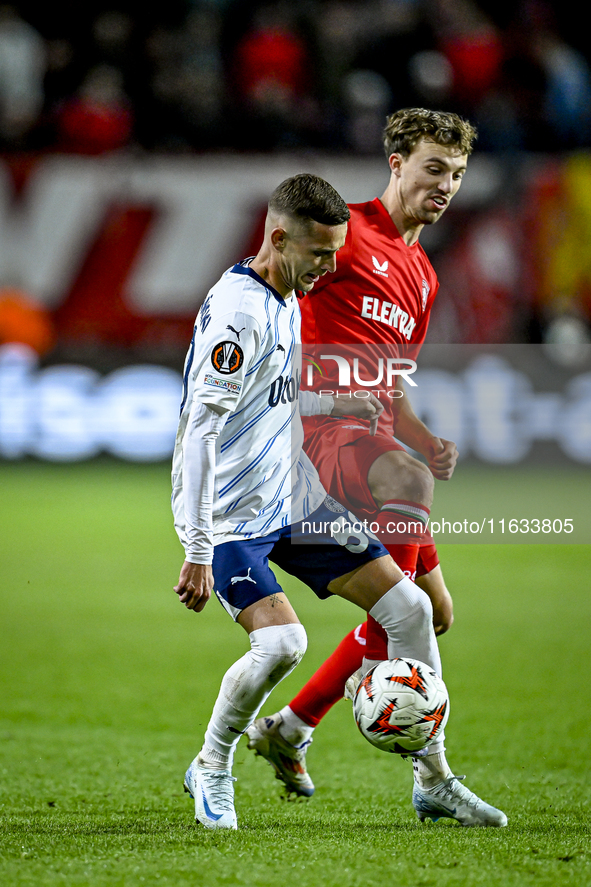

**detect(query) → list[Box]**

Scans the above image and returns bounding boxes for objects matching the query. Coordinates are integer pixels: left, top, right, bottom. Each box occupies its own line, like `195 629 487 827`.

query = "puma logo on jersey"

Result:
226 324 246 340
372 256 388 276
230 567 256 585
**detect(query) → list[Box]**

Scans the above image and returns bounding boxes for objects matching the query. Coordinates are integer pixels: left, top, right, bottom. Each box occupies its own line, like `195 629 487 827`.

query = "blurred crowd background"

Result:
0 0 590 463
0 0 591 376
1 0 590 156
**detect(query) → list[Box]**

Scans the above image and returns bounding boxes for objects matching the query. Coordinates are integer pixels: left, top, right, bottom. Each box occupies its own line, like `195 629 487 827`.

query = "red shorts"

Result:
302 415 405 517
302 415 440 576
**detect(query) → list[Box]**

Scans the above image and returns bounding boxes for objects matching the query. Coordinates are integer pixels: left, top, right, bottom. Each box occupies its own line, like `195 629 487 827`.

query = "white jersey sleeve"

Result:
299 391 334 416
176 309 260 562
189 309 262 413
182 400 227 564
173 261 327 555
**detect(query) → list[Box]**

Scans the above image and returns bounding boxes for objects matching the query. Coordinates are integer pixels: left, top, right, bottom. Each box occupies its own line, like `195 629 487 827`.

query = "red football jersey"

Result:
300 198 438 434
300 197 438 347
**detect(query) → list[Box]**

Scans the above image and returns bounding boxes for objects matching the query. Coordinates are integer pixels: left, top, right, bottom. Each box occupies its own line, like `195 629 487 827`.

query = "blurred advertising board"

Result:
1 342 589 465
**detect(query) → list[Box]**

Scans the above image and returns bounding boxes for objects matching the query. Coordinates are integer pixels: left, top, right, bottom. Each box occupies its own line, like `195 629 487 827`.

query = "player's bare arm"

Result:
426 438 458 481
175 561 213 612
415 564 454 635
392 378 458 480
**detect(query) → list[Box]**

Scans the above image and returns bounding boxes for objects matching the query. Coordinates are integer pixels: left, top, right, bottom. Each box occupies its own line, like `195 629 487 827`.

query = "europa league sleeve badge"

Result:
210 341 244 375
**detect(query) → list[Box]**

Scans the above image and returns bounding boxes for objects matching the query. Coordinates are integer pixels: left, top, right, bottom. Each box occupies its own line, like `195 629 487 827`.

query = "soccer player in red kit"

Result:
247 109 508 827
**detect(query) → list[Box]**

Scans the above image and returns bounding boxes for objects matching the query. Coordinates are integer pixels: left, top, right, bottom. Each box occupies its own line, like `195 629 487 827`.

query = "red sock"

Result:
385 542 420 580
364 614 388 659
378 498 430 580
289 625 366 726
416 527 439 577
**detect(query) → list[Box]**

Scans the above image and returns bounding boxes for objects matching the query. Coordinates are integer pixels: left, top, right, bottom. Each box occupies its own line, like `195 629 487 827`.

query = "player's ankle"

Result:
412 748 452 789
197 748 232 771
361 657 383 677
277 706 315 747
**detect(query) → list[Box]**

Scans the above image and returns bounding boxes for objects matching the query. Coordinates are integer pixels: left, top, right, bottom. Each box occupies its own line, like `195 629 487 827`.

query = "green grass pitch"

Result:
1 461 590 886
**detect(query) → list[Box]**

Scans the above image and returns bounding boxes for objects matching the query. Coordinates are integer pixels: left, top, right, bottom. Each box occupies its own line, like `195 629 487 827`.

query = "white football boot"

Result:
246 713 315 797
412 775 508 827
184 758 237 829
344 668 362 702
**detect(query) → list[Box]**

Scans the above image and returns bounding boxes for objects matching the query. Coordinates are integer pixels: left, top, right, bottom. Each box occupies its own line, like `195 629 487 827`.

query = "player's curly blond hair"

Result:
383 108 477 158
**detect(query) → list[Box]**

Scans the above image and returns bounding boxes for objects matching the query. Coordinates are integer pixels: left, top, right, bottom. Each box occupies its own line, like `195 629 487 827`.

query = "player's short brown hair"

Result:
383 108 477 159
268 173 350 227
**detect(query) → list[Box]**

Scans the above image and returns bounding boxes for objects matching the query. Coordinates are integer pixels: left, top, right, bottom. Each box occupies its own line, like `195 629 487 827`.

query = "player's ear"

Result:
271 227 287 251
388 153 403 177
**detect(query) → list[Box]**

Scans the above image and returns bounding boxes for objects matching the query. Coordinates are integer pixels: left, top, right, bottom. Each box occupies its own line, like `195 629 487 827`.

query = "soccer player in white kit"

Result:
172 174 464 830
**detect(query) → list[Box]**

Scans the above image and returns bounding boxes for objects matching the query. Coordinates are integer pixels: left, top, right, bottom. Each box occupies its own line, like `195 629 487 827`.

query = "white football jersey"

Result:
172 260 325 553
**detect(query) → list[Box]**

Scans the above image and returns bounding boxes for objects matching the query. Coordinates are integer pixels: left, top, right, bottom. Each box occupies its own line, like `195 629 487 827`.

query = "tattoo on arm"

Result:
269 593 282 608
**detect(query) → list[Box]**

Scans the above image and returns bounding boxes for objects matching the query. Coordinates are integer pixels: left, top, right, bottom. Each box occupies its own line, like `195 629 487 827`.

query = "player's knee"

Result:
369 451 434 508
399 582 434 636
250 623 308 680
394 594 434 647
375 579 434 632
413 588 434 627
275 623 308 668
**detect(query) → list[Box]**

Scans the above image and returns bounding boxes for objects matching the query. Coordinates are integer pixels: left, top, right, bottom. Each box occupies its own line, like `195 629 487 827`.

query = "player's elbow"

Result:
433 594 454 635
434 610 454 636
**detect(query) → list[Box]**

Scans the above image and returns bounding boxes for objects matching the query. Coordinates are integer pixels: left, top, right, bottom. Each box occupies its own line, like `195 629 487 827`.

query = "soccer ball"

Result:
353 658 449 754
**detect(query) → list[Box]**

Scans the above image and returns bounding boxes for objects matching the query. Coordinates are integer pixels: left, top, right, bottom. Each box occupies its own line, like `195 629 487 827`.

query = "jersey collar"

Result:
373 198 418 249
232 258 287 305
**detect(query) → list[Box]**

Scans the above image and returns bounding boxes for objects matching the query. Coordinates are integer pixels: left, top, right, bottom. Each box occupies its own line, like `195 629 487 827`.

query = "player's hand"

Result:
174 561 213 612
330 392 384 436
426 438 458 480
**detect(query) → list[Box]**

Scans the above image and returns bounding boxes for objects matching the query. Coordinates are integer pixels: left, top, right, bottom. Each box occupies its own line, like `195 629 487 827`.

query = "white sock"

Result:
277 706 315 747
369 581 451 784
412 741 452 789
361 657 382 677
199 623 307 770
369 578 442 676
